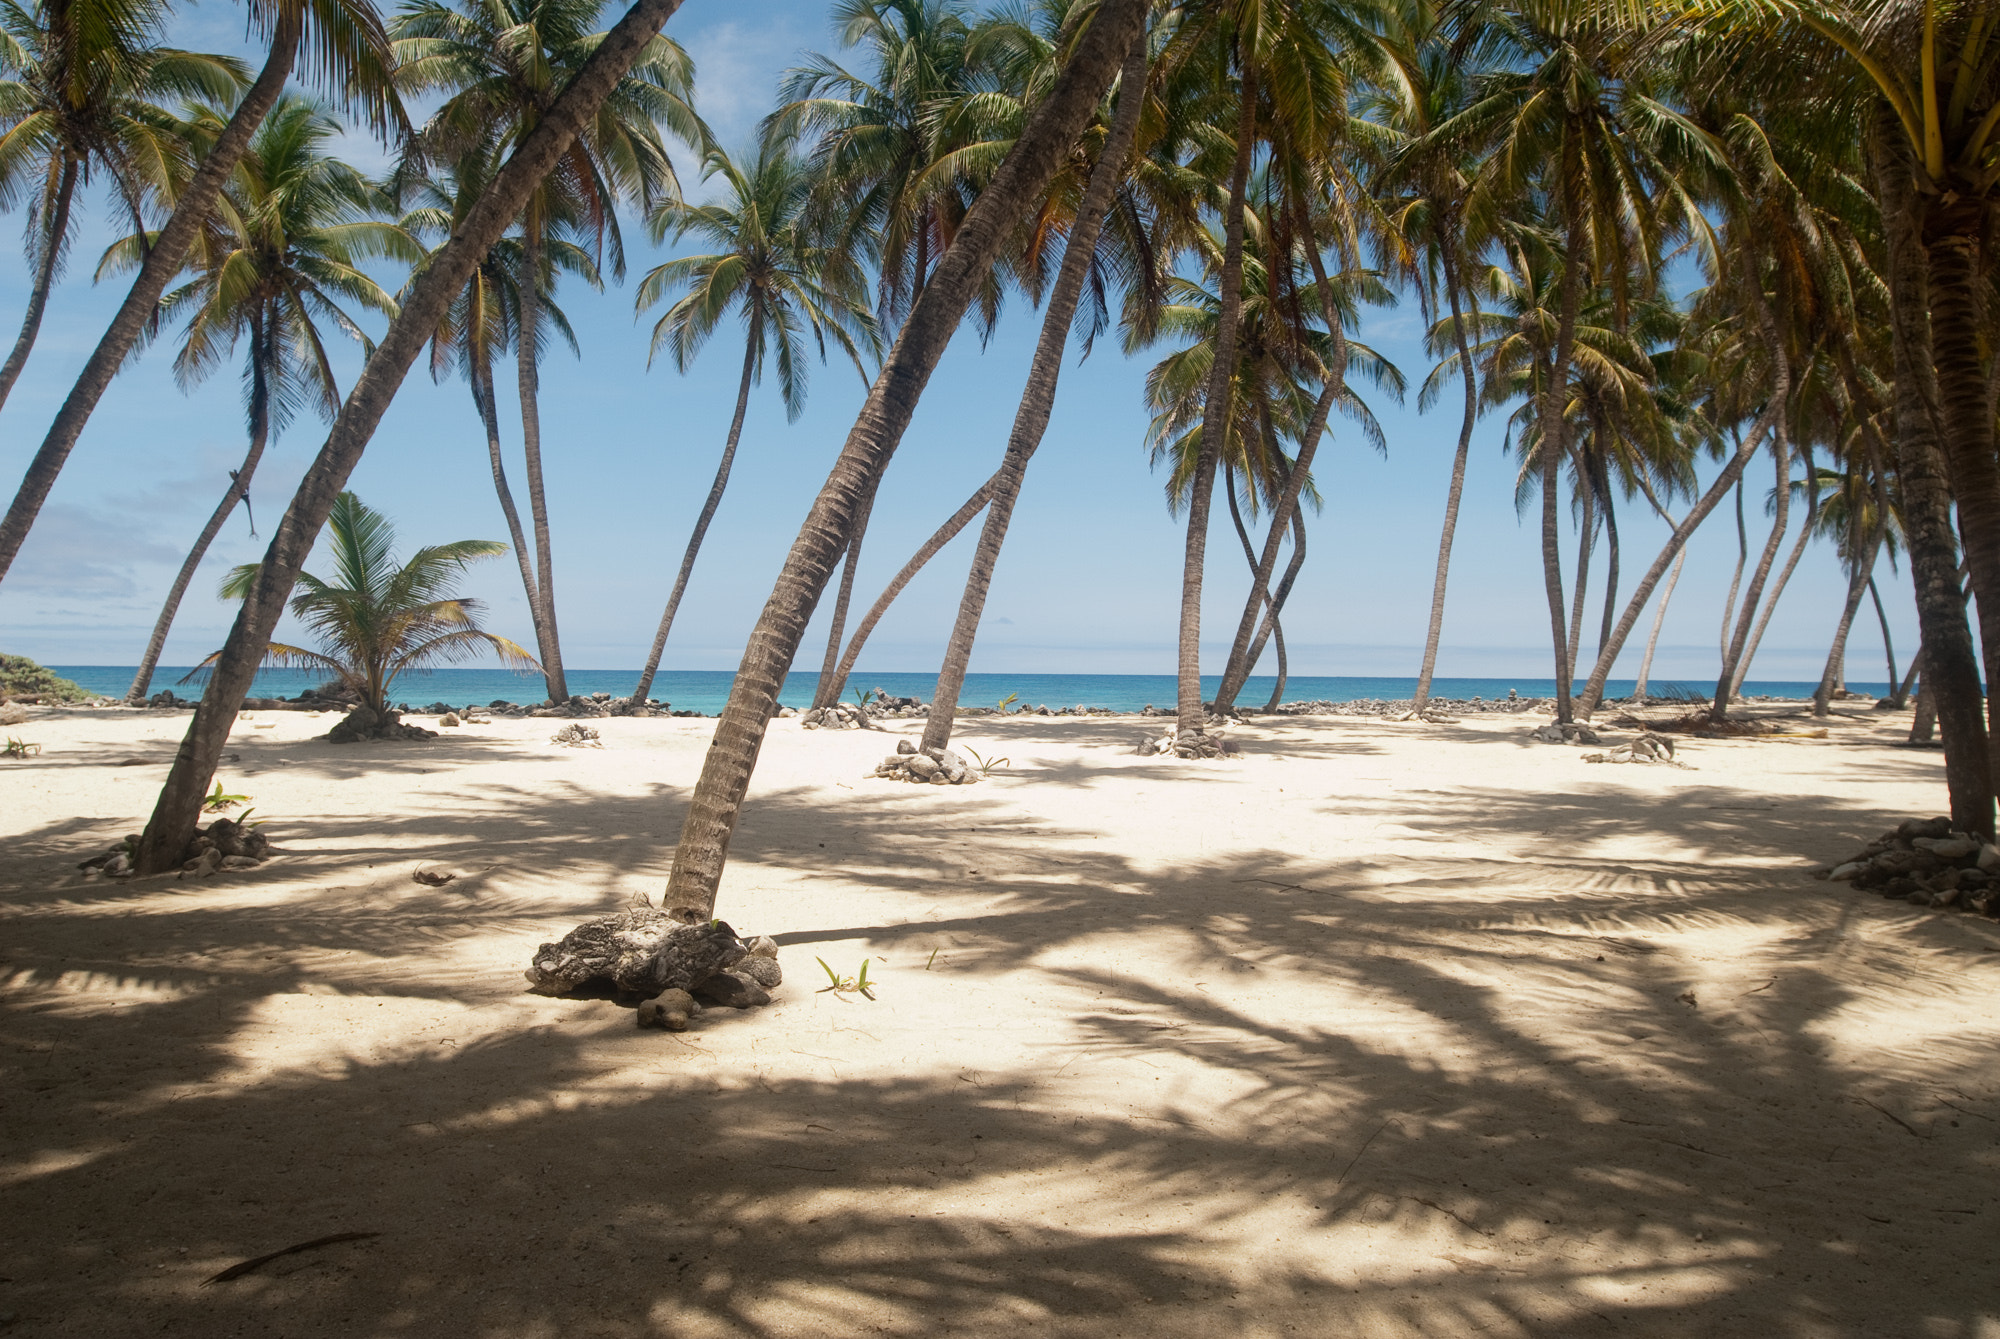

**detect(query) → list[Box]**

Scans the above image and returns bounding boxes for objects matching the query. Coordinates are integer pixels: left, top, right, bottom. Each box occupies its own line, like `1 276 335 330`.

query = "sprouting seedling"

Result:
960 747 1009 774
851 686 879 708
814 956 876 1000
996 693 1018 712
203 783 251 812
2 737 40 759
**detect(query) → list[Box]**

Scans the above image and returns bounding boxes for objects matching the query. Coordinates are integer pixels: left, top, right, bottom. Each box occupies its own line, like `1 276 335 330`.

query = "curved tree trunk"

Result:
811 473 879 709
1412 251 1478 712
918 30 1146 752
1539 147 1588 724
1174 55 1256 744
822 472 998 706
1243 506 1306 694
1893 641 1921 708
1265 612 1287 710
0 157 79 415
1596 461 1619 653
126 316 275 702
1713 432 1791 718
516 225 568 702
1720 472 1747 666
660 0 1148 913
1633 544 1686 703
1729 452 1819 700
0 14 302 585
1867 576 1897 692
1565 467 1594 689
131 0 694 875
631 325 759 707
1871 110 1990 832
473 354 552 682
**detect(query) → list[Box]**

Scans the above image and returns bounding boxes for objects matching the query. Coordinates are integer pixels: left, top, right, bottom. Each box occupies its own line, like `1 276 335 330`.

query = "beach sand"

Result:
2 703 1996 1336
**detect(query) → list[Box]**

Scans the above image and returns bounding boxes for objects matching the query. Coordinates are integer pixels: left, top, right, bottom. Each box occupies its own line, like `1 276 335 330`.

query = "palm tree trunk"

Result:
660 0 1148 913
1729 453 1820 700
1894 642 1921 708
632 324 759 707
0 157 79 414
1538 147 1588 724
1720 472 1747 666
1911 670 1938 744
1209 191 1346 714
811 472 878 709
1868 576 1897 692
131 0 694 875
1174 54 1256 745
126 314 275 702
1871 109 1990 832
917 29 1146 753
1413 252 1479 713
1565 467 1594 689
1244 506 1306 692
0 13 303 585
1633 544 1686 703
1596 459 1619 653
516 224 568 702
823 471 999 706
1266 611 1287 710
1713 431 1791 718
473 354 551 679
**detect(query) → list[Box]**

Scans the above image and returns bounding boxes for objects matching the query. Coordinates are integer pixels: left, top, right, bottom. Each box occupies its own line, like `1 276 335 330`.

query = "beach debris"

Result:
3 735 39 758
439 712 460 727
411 866 457 887
549 723 602 748
203 1231 380 1286
636 989 701 1030
1529 722 1602 746
1820 816 2000 917
325 706 438 744
873 744 982 784
0 703 27 726
1582 733 1684 765
524 910 784 1020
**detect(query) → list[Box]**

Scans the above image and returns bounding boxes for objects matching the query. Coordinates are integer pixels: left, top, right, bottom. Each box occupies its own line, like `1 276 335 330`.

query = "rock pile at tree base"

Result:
873 739 983 784
525 910 784 1027
79 815 272 880
325 707 437 743
1529 722 1602 746
801 702 872 729
1822 817 2000 915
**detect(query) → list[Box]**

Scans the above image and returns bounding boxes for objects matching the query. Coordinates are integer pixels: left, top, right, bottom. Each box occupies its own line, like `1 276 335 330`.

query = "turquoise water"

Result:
55 667 1887 715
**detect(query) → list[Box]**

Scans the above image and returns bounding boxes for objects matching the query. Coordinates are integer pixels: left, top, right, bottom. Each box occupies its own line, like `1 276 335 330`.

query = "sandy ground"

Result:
2 700 1998 1338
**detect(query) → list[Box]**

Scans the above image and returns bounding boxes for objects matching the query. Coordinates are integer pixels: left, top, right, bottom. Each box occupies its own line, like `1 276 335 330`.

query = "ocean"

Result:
53 667 1890 715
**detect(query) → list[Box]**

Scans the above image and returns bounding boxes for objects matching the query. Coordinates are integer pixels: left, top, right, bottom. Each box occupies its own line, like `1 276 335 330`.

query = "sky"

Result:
0 0 1917 687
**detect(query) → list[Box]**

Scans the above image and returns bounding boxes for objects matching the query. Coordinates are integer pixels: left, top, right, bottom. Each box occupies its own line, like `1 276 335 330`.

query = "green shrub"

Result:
0 655 90 703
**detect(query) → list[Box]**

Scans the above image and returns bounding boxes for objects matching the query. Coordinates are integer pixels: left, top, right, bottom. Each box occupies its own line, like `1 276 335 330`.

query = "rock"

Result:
1959 868 1989 891
747 935 779 959
440 713 461 727
184 847 224 877
1530 722 1601 746
525 911 747 999
636 989 700 1031
896 738 917 755
1898 816 1953 841
1914 835 1978 861
690 970 771 1009
101 851 132 877
735 954 782 988
1933 887 1965 909
776 705 797 718
1978 844 2000 873
550 723 602 748
326 706 437 743
1828 861 1863 882
219 854 262 870
0 703 26 726
1933 868 1965 892
903 753 941 779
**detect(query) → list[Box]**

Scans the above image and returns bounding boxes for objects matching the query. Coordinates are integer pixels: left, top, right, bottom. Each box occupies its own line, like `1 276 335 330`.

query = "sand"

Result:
2 701 1997 1337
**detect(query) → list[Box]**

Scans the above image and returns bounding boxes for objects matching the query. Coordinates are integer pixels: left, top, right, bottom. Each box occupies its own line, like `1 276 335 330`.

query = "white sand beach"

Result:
2 704 1996 1337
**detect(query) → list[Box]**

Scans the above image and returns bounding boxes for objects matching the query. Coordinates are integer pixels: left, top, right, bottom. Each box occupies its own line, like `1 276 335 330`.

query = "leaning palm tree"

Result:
119 97 416 703
626 137 876 709
392 0 703 701
0 0 402 587
199 491 537 725
0 0 244 412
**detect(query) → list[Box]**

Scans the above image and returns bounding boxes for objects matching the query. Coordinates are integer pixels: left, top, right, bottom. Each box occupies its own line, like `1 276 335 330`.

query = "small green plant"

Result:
960 746 1009 774
2 736 40 759
203 783 252 812
815 956 876 1000
996 693 1018 712
851 686 880 708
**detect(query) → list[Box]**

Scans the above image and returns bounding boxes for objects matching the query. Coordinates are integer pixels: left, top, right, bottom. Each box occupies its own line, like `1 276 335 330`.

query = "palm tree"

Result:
0 0 402 587
119 97 414 704
132 0 699 874
0 0 244 412
626 138 876 709
202 491 537 721
392 0 702 701
659 0 1148 915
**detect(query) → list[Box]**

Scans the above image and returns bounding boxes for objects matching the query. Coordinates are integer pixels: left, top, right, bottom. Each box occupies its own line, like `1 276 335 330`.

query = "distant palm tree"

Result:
0 0 244 412
118 98 416 703
393 0 703 700
201 491 537 719
627 138 876 708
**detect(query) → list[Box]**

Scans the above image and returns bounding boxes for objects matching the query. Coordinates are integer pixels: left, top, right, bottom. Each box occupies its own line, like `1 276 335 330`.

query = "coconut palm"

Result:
200 491 537 719
0 0 244 412
626 137 877 709
131 0 696 874
117 96 416 704
0 0 402 587
659 0 1148 914
392 0 703 701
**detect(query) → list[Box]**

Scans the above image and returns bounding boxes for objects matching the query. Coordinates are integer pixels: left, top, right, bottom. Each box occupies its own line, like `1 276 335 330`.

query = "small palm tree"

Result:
626 138 877 707
197 492 538 721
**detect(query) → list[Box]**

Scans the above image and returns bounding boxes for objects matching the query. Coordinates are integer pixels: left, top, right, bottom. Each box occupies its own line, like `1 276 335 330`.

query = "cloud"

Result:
3 503 182 596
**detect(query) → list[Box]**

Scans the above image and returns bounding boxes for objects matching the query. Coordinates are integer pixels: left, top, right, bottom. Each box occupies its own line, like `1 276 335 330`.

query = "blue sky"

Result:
0 0 1915 686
